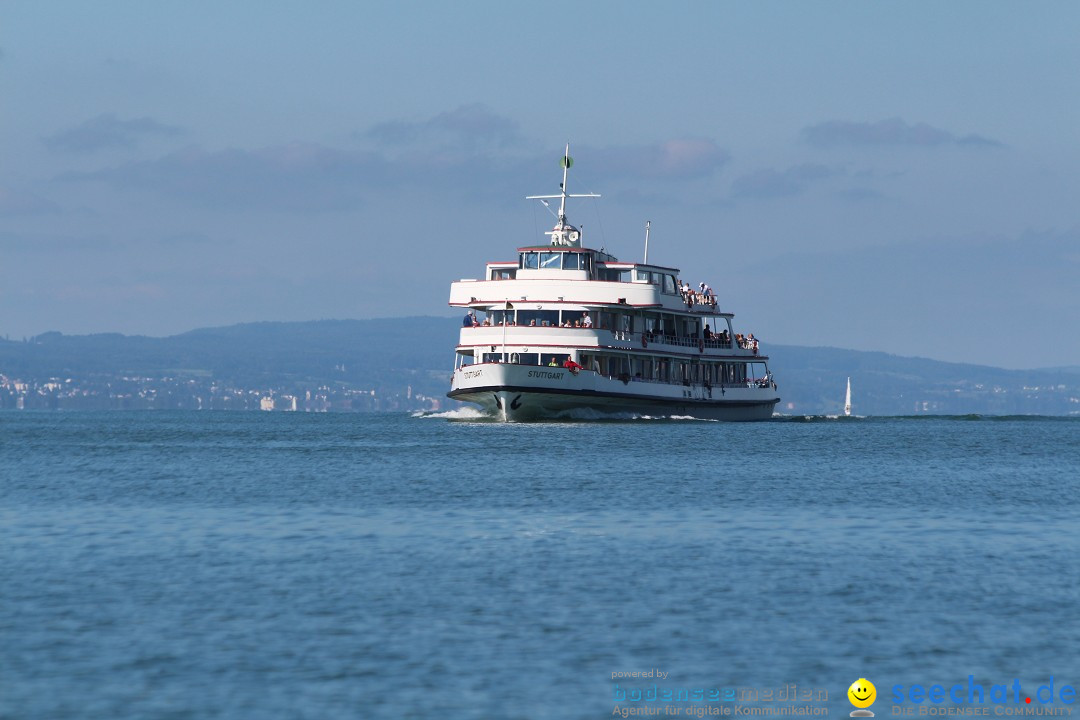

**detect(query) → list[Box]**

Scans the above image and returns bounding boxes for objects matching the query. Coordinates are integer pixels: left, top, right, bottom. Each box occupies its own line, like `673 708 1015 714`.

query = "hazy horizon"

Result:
3 2 1078 371
7 314 1079 374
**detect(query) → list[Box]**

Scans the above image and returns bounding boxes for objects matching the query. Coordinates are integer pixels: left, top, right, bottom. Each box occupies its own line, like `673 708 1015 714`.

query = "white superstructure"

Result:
447 147 780 421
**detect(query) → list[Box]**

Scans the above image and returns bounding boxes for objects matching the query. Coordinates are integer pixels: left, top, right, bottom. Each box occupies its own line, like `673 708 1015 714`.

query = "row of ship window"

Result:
476 353 769 386
498 254 683 292
518 251 593 271
479 309 713 337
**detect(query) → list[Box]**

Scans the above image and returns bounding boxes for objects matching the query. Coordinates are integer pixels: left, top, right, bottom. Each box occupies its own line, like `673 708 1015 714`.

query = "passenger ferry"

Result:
447 147 780 421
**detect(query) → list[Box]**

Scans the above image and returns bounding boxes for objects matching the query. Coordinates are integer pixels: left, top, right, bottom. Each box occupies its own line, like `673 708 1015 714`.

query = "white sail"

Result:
844 377 852 416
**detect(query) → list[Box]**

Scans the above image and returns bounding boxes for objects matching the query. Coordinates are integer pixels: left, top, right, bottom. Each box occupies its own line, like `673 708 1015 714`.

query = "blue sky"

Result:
2 2 1078 368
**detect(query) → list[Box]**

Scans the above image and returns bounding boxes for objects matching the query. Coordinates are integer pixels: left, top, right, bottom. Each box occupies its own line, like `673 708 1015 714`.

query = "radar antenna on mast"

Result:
525 143 600 247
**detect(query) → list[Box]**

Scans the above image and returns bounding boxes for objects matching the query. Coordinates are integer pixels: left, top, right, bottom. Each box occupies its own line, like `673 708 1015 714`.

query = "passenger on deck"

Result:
703 324 713 341
563 357 583 374
582 313 593 328
700 282 717 308
548 356 559 366
482 316 491 326
463 311 474 327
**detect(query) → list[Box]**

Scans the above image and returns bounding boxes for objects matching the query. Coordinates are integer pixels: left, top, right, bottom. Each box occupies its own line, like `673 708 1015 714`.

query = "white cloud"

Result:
731 163 838 199
43 114 182 153
64 143 385 212
365 103 524 148
803 118 1002 148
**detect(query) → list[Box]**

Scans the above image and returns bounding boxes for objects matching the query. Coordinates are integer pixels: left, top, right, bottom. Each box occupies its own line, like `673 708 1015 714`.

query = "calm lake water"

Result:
2 411 1079 719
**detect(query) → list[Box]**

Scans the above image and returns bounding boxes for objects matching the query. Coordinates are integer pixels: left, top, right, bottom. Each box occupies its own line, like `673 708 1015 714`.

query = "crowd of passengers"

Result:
464 311 594 328
464 311 761 353
735 333 759 354
681 281 718 309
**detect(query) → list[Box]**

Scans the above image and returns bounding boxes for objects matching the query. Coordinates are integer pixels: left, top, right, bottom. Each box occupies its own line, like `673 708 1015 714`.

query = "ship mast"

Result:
526 143 600 247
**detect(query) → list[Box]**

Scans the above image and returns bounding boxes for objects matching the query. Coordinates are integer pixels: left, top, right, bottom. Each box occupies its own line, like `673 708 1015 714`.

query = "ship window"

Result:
563 253 581 270
487 310 516 325
521 252 539 269
491 268 516 280
635 269 650 282
517 310 559 327
663 274 676 294
514 353 539 366
539 252 561 269
559 310 592 327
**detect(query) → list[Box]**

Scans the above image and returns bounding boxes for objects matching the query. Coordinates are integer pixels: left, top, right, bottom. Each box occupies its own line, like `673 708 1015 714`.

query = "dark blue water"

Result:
2 411 1079 719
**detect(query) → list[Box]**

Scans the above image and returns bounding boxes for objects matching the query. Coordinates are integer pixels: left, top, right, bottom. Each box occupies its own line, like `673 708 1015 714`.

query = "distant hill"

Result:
1 318 1077 415
0 317 458 392
766 344 1077 415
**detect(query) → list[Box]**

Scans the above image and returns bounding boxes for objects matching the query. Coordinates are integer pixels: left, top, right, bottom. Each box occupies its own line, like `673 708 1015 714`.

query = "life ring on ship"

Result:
641 335 648 348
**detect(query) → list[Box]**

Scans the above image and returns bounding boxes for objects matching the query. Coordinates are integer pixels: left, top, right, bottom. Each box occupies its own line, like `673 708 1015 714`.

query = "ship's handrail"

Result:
641 332 734 350
614 374 776 390
465 325 742 351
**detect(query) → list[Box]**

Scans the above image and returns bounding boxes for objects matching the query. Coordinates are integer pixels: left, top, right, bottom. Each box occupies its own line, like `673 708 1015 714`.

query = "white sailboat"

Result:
844 377 852 417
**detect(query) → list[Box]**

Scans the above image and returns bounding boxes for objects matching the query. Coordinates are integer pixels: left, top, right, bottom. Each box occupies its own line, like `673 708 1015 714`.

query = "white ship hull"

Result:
449 363 779 421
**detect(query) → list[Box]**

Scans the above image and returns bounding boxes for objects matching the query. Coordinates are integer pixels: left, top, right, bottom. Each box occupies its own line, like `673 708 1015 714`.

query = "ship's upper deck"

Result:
449 145 727 316
449 245 728 316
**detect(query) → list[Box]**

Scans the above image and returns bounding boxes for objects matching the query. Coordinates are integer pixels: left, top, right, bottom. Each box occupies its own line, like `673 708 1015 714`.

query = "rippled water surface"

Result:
2 411 1079 719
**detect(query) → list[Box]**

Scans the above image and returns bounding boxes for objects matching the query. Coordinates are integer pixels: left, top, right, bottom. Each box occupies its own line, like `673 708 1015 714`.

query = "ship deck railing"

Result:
639 332 734 350
466 325 740 351
607 374 775 390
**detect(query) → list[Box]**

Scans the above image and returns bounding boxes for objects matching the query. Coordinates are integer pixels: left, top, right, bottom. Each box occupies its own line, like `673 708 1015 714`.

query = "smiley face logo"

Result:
848 678 876 709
